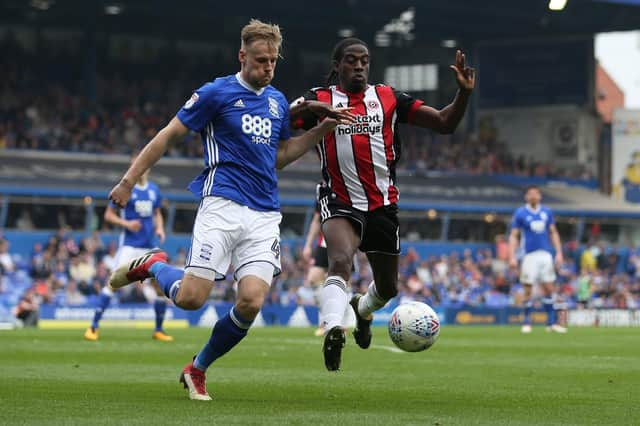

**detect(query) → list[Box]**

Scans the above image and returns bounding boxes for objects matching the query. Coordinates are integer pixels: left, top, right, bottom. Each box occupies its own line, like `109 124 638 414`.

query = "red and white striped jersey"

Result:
298 84 423 212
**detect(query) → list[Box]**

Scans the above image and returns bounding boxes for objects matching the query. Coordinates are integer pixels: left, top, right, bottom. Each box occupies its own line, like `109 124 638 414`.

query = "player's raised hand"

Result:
109 179 134 208
449 50 475 91
554 252 564 269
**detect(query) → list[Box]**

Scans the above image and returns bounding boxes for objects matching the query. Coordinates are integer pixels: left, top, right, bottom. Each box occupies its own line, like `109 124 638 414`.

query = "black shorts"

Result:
312 246 329 268
318 187 400 255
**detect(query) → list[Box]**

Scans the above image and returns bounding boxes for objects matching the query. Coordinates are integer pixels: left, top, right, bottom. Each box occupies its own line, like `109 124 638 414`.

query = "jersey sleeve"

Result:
291 90 319 130
279 95 292 141
393 89 425 124
510 210 523 230
154 186 164 210
546 209 555 227
176 82 220 133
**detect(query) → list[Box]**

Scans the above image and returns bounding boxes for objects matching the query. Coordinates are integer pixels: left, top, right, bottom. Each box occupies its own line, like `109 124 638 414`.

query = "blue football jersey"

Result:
111 181 162 248
510 205 555 255
177 73 291 212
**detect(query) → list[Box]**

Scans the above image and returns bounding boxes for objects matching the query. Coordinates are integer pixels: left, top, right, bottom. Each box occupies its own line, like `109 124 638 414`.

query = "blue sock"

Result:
150 262 184 302
193 307 252 371
543 297 555 326
91 291 112 330
523 300 533 325
154 299 167 332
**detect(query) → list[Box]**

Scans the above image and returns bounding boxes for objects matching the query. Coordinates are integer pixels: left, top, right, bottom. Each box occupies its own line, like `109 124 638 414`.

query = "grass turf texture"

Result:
0 326 637 425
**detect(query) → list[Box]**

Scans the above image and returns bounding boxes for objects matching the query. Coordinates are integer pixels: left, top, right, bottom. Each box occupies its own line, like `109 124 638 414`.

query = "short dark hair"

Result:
524 185 540 195
325 37 368 85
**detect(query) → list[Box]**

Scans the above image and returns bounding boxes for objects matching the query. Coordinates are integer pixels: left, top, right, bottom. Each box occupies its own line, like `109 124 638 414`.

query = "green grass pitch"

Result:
0 326 638 425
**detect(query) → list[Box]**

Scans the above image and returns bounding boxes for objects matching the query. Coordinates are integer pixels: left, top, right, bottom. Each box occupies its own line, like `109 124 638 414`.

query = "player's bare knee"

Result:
235 296 263 320
174 288 206 311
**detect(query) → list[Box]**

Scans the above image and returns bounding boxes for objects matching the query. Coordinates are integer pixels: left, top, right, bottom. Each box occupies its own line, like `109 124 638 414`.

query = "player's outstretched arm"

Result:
549 224 564 267
104 205 140 232
109 117 189 207
289 99 356 127
508 228 520 269
277 115 354 169
412 50 475 134
154 207 166 244
302 211 321 263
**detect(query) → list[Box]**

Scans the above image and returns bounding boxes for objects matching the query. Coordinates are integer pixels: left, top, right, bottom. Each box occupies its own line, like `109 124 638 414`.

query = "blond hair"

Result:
241 19 282 53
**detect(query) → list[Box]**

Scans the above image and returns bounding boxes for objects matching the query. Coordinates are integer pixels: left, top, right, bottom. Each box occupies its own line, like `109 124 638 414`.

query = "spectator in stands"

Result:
64 279 87 306
69 251 96 285
16 290 39 327
0 238 15 274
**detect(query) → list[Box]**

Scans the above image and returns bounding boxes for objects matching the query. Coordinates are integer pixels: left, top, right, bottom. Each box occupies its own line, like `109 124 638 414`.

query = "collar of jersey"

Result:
525 204 541 214
335 84 368 98
135 182 149 190
235 72 266 96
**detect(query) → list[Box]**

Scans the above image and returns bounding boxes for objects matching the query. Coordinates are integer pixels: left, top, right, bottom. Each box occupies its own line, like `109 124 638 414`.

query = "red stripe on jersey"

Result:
375 86 399 204
316 89 351 205
349 93 385 210
407 100 425 125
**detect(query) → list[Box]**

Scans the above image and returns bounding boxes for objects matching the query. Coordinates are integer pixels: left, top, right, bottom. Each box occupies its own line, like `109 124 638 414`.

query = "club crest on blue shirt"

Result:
268 97 280 118
184 93 199 109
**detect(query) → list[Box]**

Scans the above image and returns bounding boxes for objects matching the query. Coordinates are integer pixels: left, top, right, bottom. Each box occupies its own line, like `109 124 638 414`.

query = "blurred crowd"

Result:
0 35 594 180
400 129 595 180
1 229 638 325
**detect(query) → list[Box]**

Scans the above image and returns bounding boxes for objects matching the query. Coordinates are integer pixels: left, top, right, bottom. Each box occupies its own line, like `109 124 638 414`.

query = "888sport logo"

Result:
241 114 272 145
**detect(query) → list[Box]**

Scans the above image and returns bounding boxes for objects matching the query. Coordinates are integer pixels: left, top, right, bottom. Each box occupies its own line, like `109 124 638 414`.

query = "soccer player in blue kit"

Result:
509 185 567 334
84 158 173 342
107 19 354 400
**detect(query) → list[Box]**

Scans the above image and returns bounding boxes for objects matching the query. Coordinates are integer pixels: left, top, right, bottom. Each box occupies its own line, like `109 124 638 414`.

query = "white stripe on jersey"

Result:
333 90 369 211
365 89 391 207
203 123 218 196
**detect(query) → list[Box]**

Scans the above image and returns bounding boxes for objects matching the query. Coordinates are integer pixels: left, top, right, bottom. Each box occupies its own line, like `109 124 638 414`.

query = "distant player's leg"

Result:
521 284 534 333
321 217 359 371
541 251 566 333
149 280 173 341
89 245 140 340
520 253 535 333
542 282 567 333
84 286 114 341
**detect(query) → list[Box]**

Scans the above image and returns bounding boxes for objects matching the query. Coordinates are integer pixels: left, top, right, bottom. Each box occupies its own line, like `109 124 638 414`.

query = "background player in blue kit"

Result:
84 155 173 342
106 20 354 400
509 186 567 334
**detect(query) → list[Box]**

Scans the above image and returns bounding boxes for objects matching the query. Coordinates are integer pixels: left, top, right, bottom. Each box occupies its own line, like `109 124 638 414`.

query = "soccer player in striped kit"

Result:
291 38 475 370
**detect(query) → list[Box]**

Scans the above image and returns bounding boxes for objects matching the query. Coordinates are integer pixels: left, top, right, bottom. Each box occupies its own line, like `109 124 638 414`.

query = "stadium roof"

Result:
2 0 640 49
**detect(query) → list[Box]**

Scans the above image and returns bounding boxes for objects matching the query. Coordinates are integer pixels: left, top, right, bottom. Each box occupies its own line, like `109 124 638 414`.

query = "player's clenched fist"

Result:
109 179 134 208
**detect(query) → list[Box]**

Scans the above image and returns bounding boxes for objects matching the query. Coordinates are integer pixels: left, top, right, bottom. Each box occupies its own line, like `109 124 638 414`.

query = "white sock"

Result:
320 276 348 331
358 281 386 318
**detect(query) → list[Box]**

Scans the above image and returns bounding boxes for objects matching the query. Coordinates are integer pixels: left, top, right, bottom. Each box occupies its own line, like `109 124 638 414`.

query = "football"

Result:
388 302 440 352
